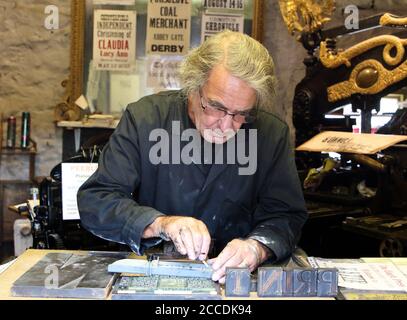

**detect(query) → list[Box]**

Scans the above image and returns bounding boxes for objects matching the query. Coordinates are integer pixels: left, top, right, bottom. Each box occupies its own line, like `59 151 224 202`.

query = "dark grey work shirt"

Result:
77 90 308 261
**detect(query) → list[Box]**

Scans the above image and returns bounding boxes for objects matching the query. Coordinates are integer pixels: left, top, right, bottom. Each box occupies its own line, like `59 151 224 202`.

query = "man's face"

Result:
188 65 257 144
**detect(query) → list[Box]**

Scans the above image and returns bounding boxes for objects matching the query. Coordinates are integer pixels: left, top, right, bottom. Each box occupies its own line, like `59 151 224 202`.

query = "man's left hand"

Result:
208 238 271 284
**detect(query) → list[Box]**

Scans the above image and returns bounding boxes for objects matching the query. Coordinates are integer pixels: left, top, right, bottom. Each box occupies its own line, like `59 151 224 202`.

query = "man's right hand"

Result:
142 216 211 261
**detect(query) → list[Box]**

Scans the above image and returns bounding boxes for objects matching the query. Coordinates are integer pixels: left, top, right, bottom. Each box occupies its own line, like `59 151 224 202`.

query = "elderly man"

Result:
77 30 307 284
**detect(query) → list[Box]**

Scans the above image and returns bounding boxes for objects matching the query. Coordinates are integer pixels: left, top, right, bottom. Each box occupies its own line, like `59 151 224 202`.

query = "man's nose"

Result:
219 114 234 131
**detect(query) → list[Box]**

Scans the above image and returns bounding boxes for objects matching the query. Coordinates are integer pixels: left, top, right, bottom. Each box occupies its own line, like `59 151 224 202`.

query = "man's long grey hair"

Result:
179 30 277 112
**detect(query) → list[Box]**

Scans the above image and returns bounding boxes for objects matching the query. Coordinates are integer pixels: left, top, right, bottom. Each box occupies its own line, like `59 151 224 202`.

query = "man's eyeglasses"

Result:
199 90 257 124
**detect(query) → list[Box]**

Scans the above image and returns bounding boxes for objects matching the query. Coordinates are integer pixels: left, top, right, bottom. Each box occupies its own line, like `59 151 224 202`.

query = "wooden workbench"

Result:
0 249 334 300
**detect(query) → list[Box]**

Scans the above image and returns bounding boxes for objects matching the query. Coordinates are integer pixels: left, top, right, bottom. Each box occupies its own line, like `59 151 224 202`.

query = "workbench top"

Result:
0 249 334 300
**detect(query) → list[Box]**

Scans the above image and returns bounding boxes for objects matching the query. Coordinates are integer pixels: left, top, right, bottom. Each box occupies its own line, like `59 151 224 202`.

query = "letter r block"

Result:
257 267 284 297
317 268 338 297
225 267 251 297
293 269 317 297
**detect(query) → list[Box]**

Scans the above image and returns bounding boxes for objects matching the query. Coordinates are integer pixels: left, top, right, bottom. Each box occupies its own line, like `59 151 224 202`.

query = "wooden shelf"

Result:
0 180 33 184
0 148 37 155
57 120 119 129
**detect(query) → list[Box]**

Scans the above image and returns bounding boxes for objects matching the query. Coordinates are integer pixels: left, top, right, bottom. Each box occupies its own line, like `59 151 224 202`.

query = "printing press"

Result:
279 1 407 257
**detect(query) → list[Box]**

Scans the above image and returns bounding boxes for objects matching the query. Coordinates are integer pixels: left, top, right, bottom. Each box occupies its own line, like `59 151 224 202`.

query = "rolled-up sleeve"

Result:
248 125 308 262
77 108 164 255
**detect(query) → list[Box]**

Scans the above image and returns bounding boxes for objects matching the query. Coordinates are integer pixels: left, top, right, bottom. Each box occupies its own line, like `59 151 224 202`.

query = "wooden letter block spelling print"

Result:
317 268 338 297
225 267 251 297
257 267 284 297
293 268 317 297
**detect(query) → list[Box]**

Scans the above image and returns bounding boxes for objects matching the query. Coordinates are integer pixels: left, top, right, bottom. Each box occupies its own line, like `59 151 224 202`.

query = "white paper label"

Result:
62 163 98 220
201 13 244 42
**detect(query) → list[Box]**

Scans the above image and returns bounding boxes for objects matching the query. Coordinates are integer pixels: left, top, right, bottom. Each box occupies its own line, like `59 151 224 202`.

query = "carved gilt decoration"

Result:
380 13 407 27
327 59 407 102
320 33 407 102
278 0 335 37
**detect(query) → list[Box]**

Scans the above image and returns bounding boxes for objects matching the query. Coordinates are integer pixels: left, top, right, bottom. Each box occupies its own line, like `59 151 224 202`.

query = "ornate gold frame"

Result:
58 0 265 121
319 34 407 103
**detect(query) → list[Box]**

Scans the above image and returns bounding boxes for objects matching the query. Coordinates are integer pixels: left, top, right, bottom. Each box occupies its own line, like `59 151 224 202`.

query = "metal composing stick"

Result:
108 258 213 279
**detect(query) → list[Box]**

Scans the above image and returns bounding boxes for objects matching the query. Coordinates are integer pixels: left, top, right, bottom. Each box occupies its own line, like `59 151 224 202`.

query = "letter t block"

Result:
225 267 251 297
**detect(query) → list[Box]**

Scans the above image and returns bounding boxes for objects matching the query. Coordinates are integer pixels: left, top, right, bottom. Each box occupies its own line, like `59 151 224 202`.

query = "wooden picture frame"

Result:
57 0 265 121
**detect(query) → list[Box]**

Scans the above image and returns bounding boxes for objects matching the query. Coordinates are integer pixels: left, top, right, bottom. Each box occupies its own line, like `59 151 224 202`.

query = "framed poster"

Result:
60 0 264 120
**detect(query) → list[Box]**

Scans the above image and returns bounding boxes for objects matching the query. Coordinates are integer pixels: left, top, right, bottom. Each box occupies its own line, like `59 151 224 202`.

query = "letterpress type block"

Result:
293 268 317 297
282 268 294 296
257 267 284 297
225 267 251 297
317 268 338 297
250 275 257 292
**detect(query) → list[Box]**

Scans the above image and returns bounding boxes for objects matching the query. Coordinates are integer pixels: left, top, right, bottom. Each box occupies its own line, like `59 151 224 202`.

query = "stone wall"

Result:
0 0 70 179
0 1 70 246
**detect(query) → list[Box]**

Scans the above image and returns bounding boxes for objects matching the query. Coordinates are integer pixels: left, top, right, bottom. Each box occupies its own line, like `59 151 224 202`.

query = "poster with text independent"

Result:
93 9 137 71
146 0 192 56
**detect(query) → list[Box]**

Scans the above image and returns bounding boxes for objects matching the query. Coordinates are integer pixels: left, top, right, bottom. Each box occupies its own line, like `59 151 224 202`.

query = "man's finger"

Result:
212 251 242 282
198 225 211 261
171 231 187 256
211 244 236 271
237 259 250 268
179 226 197 260
218 276 226 285
190 226 203 258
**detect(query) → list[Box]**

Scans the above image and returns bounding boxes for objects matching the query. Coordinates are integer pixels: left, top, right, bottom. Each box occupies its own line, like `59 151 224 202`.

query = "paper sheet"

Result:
308 257 407 292
0 259 17 275
62 163 98 220
296 131 407 154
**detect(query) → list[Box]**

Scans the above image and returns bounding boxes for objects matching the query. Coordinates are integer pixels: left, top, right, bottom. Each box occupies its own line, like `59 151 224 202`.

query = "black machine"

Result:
290 10 407 257
29 135 124 251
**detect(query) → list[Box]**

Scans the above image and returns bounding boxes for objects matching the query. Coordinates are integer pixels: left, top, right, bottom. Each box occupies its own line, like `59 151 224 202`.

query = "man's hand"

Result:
208 238 272 284
142 216 211 261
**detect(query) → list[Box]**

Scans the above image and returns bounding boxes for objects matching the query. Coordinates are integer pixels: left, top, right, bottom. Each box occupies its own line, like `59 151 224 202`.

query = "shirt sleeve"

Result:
248 125 308 262
77 108 165 255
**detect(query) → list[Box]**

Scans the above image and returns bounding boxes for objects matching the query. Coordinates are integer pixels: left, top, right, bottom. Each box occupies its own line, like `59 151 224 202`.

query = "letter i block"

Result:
225 267 251 297
293 269 317 297
317 268 338 297
257 267 284 297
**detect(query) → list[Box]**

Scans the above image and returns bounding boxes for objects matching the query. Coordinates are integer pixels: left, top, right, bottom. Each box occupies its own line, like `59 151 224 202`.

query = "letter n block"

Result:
257 267 284 297
225 267 251 297
293 269 317 297
317 268 338 297
282 268 294 296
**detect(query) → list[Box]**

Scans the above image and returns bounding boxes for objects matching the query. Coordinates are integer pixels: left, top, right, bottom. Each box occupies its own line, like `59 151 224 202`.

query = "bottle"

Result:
6 116 16 149
21 112 30 149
